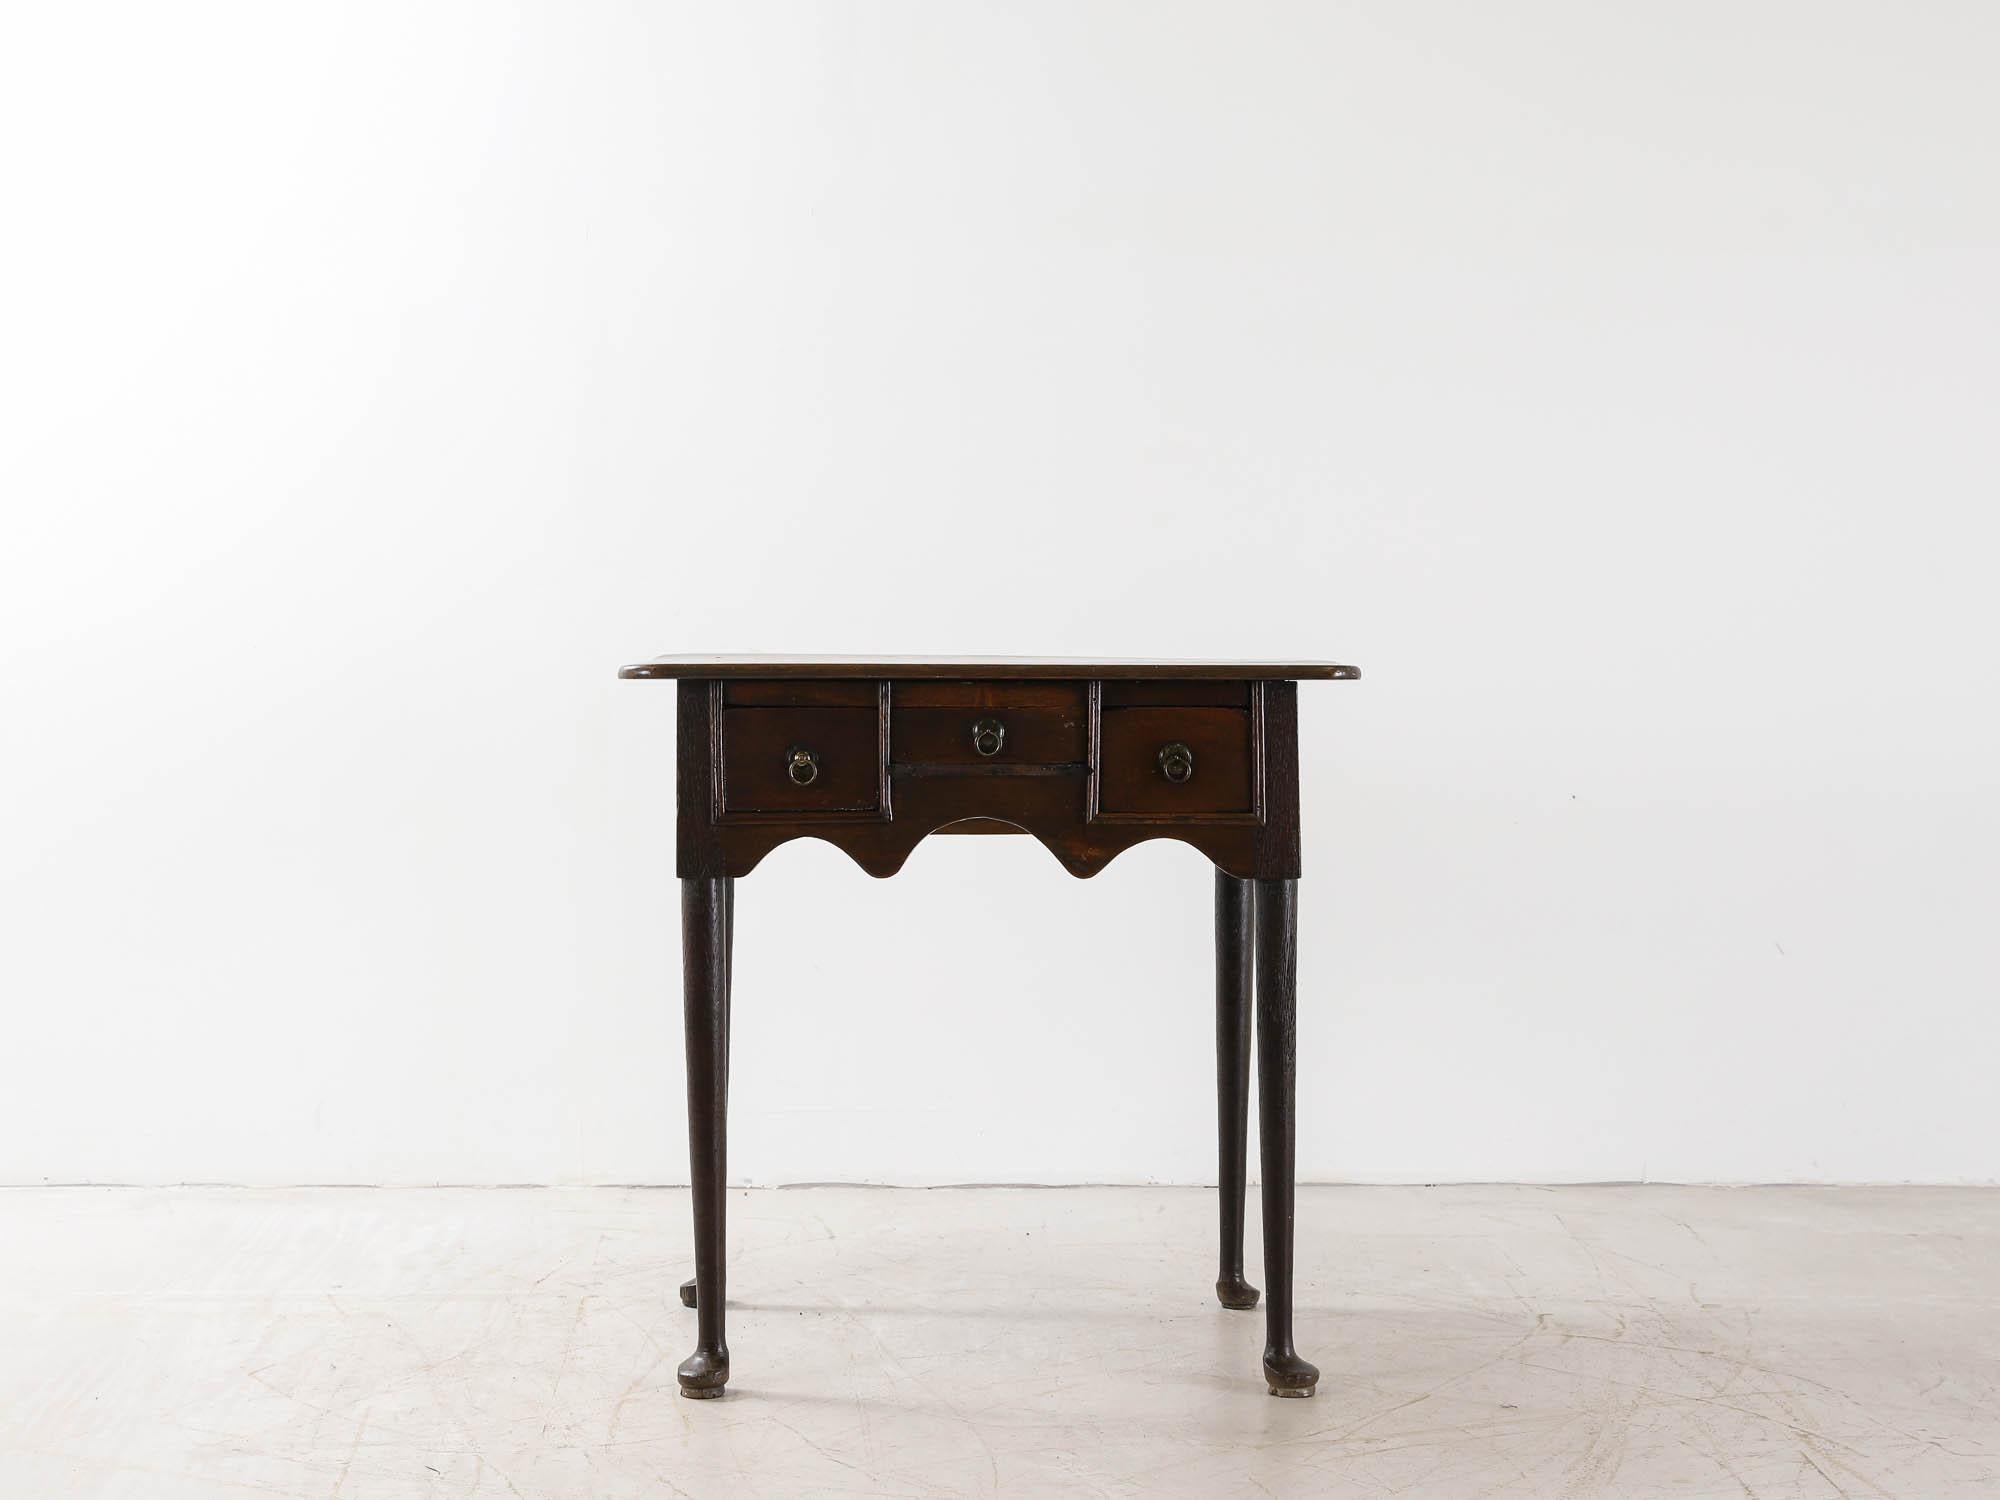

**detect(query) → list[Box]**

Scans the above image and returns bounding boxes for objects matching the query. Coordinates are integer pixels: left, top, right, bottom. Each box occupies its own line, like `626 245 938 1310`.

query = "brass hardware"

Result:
786 746 819 786
1158 741 1195 784
972 717 1006 757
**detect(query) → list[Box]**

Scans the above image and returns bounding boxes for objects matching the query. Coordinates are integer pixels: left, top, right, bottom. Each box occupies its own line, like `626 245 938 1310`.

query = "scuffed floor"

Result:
0 1185 1995 1497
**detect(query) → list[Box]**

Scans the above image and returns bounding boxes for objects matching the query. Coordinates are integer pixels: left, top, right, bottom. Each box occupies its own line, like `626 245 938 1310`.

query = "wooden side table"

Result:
619 655 1360 1398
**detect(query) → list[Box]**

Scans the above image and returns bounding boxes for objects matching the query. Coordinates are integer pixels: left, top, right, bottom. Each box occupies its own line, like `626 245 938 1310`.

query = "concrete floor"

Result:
1 1187 1995 1497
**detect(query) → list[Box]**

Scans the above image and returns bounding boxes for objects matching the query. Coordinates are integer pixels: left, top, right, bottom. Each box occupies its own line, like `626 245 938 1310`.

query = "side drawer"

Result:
719 708 883 814
1096 707 1255 816
892 682 1087 767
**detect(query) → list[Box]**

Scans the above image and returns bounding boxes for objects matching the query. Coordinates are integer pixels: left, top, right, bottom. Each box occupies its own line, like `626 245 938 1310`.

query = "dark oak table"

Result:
620 655 1360 1399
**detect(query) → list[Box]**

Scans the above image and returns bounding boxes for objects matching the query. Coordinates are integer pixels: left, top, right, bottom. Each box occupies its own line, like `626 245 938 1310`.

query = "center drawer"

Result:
891 682 1087 767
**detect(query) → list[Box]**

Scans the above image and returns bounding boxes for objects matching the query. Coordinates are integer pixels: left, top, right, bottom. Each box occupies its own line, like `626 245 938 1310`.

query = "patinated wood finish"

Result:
622 656 1359 1401
657 676 1325 881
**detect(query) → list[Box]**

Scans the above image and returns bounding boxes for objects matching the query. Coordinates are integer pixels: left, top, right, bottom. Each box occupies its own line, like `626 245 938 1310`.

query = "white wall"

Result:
4 3 1996 1186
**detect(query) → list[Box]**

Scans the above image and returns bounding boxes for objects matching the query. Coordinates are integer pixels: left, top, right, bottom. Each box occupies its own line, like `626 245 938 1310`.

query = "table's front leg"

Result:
679 878 732 1312
1255 876 1319 1398
678 875 731 1398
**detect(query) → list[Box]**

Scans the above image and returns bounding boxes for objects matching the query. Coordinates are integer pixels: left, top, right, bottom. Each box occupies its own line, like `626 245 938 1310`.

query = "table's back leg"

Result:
679 878 733 1312
678 875 731 1397
1214 870 1260 1310
1254 876 1320 1397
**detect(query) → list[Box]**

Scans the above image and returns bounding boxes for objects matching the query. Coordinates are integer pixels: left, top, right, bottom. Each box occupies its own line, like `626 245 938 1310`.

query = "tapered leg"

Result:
680 879 732 1312
732 876 740 1096
1255 877 1318 1397
678 876 731 1397
1214 871 1259 1310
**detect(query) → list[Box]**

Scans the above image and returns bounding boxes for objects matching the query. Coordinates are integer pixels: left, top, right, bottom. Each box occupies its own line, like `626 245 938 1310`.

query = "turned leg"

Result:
1255 877 1318 1397
1214 870 1259 1310
681 879 732 1312
678 876 730 1397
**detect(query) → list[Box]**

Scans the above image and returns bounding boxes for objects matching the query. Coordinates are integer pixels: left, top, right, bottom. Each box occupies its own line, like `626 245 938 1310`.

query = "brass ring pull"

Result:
1158 741 1195 784
786 746 819 786
972 718 1006 757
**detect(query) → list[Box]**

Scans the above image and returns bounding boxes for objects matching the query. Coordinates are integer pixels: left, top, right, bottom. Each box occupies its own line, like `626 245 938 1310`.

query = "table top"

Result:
618 654 1361 681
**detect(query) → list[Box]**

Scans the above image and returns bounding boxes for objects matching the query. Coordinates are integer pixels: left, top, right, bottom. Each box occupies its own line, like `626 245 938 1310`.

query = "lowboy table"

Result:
619 655 1360 1399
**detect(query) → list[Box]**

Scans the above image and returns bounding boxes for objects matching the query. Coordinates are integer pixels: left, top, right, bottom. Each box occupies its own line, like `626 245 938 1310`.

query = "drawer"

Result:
724 680 877 707
1097 708 1254 815
719 708 883 814
891 683 1087 767
1100 680 1251 708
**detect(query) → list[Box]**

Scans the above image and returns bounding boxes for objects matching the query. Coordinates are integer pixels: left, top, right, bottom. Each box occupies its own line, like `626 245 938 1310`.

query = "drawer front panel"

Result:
892 685 1087 768
1100 680 1251 708
893 682 1086 711
724 680 877 707
1097 708 1255 815
720 708 882 814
